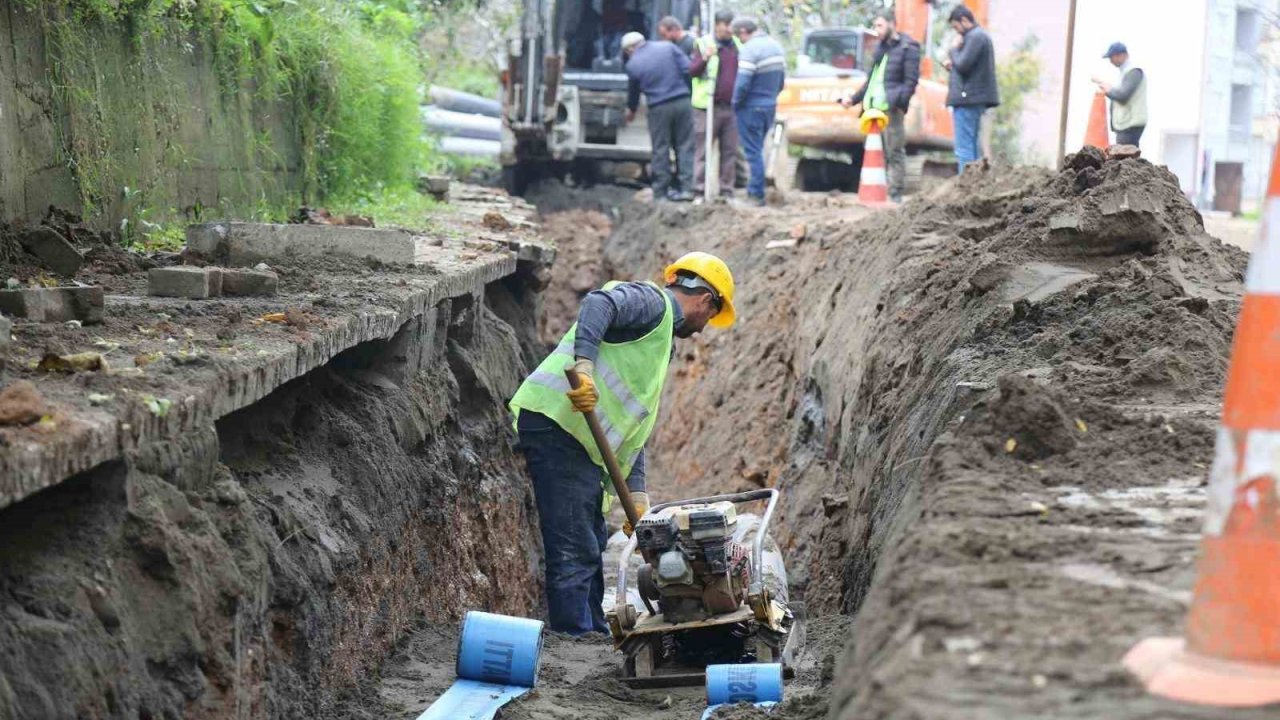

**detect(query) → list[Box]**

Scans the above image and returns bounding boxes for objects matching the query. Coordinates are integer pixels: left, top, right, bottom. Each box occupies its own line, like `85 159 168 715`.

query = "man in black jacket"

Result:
943 6 999 172
841 13 920 203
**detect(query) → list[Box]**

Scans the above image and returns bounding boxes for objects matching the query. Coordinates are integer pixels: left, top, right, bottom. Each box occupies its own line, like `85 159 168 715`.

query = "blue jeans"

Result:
736 105 775 200
953 106 983 173
517 411 609 634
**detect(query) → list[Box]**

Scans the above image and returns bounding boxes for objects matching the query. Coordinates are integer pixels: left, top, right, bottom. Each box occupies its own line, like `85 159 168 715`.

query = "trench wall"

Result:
0 267 544 719
0 2 303 228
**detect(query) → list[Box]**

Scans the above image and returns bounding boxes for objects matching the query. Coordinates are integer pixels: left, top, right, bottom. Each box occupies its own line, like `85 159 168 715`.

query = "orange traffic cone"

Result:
858 110 892 206
1084 91 1109 149
1123 141 1280 706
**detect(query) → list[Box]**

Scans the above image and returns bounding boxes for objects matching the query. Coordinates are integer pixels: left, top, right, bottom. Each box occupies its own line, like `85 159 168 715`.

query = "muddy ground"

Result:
509 150 1266 719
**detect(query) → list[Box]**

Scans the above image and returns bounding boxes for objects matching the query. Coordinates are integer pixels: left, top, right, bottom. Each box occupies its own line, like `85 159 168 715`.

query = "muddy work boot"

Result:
667 190 695 203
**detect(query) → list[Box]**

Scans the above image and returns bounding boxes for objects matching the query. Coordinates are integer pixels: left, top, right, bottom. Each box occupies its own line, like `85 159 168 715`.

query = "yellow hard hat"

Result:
859 108 888 135
663 252 736 328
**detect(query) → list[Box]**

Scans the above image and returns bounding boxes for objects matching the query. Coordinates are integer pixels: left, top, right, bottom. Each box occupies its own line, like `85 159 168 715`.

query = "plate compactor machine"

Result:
607 489 804 687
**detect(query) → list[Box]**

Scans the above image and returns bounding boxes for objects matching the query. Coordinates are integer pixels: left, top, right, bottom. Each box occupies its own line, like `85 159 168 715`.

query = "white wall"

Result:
988 0 1072 167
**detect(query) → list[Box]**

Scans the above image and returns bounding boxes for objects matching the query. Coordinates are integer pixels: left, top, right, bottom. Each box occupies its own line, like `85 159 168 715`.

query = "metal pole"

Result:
1056 0 1078 169
703 0 716 202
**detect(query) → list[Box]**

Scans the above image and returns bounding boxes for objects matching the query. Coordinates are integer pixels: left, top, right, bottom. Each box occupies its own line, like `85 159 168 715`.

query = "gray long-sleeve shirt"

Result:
572 281 685 493
1107 68 1144 104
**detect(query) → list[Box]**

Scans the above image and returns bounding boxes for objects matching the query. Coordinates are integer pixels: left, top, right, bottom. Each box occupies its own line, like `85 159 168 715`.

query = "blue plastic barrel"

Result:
706 662 784 705
455 610 544 687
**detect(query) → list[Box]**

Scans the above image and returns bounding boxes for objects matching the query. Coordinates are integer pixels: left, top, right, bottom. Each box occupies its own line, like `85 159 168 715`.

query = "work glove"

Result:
622 491 650 537
566 358 599 413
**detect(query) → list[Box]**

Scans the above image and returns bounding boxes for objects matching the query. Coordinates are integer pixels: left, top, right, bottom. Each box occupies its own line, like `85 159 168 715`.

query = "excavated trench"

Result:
510 151 1268 720
0 154 1269 720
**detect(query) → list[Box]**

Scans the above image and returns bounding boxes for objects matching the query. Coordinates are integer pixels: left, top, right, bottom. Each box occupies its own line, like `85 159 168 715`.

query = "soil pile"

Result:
538 210 612 345
584 156 1253 718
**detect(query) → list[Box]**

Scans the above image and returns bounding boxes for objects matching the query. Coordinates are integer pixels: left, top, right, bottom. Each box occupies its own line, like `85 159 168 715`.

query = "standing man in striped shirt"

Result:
730 17 785 207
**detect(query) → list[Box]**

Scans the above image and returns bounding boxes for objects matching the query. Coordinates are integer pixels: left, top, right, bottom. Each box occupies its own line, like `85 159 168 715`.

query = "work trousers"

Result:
884 108 907 200
647 98 696 197
737 104 776 200
518 410 609 635
953 105 984 173
694 104 739 197
1116 125 1145 148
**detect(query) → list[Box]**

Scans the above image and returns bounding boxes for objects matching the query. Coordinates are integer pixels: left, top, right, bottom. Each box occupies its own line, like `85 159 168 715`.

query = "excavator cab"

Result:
793 28 879 79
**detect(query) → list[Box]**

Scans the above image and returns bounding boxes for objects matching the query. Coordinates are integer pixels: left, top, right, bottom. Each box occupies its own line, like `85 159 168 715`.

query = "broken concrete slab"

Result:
186 222 447 267
19 226 84 276
0 286 104 324
1107 144 1141 160
222 268 278 297
148 267 221 299
1048 213 1082 234
419 175 450 201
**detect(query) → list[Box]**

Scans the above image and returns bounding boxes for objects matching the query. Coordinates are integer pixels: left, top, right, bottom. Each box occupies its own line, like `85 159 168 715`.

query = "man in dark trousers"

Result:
624 32 696 202
942 5 998 172
840 12 920 203
510 252 737 634
1095 42 1147 148
689 10 741 199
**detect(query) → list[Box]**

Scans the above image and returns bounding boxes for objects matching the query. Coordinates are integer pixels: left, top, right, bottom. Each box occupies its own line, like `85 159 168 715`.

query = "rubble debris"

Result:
482 211 513 231
37 351 108 373
18 226 84 276
1107 144 1142 160
0 381 48 426
0 286 104 324
148 266 222 299
187 222 439 267
292 207 376 227
1064 145 1105 171
221 268 279 297
420 175 451 201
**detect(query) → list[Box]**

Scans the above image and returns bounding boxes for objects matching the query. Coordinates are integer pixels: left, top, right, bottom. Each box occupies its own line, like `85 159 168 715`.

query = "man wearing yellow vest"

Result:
840 13 920 204
689 10 742 200
510 252 736 634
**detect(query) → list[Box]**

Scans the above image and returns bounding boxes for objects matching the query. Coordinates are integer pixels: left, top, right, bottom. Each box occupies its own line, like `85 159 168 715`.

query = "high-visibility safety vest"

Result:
1111 63 1148 131
692 36 744 110
864 54 889 111
509 281 674 495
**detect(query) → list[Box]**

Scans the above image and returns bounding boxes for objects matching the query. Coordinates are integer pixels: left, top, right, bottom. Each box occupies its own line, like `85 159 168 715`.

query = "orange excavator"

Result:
769 0 988 192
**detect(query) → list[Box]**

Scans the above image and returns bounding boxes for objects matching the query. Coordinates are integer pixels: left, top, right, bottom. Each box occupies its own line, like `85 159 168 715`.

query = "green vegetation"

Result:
992 34 1044 164
18 0 462 240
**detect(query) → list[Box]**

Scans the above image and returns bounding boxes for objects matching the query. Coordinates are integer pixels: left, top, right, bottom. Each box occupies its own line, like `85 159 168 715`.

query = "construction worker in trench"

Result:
509 252 736 634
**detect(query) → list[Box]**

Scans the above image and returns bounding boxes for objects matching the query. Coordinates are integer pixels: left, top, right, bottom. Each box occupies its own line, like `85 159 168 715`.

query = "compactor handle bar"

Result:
613 488 780 619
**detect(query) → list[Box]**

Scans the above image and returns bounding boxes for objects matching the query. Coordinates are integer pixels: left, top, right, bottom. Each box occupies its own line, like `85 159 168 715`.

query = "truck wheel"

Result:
769 126 797 193
905 154 926 196
502 164 531 196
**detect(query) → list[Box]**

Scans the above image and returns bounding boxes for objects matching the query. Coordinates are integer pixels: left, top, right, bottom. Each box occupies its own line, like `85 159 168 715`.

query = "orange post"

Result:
1123 141 1280 706
1084 91 1109 149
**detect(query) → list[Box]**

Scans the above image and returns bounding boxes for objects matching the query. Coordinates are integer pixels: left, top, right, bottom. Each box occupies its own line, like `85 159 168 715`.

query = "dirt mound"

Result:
586 154 1250 718
538 210 613 345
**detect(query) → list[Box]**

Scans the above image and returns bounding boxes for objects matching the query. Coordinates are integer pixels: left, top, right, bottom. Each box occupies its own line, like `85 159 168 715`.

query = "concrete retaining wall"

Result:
0 4 304 227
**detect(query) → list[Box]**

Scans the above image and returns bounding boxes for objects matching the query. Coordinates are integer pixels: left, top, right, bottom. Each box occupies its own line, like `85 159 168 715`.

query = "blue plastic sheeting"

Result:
701 701 777 719
701 663 784 720
416 611 545 720
416 679 534 720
